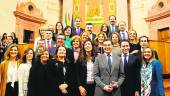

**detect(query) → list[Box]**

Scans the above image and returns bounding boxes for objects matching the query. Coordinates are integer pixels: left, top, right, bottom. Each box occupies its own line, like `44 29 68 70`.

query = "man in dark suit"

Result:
118 21 129 41
72 17 84 36
120 40 140 96
108 15 119 39
94 39 125 96
85 23 96 43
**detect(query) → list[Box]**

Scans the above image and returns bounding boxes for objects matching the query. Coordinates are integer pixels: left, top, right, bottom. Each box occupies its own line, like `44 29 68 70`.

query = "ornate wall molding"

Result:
14 11 46 24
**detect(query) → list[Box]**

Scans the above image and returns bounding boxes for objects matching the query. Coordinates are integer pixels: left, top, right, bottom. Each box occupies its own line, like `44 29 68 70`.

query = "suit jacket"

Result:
90 33 96 44
45 39 55 49
0 60 21 96
72 27 84 36
77 58 95 87
150 60 165 96
108 25 119 39
56 61 77 96
94 53 125 96
121 54 141 96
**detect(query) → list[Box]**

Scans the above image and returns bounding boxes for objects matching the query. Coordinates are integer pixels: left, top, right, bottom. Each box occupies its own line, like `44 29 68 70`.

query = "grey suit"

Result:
94 53 125 96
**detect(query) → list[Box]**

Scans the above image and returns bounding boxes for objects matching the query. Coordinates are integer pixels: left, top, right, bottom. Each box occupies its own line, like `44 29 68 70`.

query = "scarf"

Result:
141 61 152 96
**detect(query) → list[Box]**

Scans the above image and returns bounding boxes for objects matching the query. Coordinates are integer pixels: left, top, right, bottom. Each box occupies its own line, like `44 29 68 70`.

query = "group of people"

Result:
0 15 165 96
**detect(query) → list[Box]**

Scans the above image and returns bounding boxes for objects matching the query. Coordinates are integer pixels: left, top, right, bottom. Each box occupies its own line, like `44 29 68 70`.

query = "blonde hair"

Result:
128 29 139 44
94 32 107 46
4 44 21 60
80 31 90 42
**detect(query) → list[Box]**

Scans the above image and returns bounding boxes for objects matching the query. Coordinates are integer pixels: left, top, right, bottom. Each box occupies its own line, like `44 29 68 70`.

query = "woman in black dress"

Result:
128 29 141 55
55 46 77 96
27 49 57 96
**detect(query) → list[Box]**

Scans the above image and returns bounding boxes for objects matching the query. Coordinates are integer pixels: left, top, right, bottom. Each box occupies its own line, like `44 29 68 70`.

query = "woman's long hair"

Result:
4 44 21 60
80 40 95 62
22 48 35 64
55 45 70 63
142 47 154 64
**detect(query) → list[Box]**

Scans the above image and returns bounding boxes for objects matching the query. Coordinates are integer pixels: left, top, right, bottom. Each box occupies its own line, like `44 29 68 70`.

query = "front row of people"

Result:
0 39 165 96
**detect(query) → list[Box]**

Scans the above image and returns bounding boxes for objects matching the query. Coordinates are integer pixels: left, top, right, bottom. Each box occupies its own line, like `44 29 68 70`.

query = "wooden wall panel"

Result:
18 43 34 58
150 41 170 74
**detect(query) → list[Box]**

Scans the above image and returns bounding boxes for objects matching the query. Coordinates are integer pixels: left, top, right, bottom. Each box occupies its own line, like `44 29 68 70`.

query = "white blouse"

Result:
18 63 32 96
86 61 94 83
7 62 18 85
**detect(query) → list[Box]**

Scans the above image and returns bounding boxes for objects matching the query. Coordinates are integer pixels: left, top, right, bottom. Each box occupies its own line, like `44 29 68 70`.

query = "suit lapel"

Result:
127 54 133 67
110 52 116 74
101 54 110 74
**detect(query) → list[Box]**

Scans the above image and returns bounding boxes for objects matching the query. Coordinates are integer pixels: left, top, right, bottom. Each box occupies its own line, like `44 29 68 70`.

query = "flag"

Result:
71 14 74 28
64 13 71 27
64 13 68 27
67 13 70 26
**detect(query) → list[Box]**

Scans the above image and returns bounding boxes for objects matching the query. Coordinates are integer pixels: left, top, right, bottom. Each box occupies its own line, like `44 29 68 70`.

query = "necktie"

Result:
112 26 115 33
107 54 112 72
47 40 50 48
77 28 80 35
122 32 126 40
124 54 128 65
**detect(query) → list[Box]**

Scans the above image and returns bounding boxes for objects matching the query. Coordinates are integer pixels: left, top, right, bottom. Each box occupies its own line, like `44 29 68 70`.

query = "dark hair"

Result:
80 40 95 61
11 32 16 37
55 22 64 34
139 35 149 43
111 32 121 44
64 26 72 37
120 40 130 46
22 48 35 64
100 23 110 36
55 45 70 63
109 15 116 20
104 39 112 44
1 33 7 41
2 33 7 38
86 23 93 26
